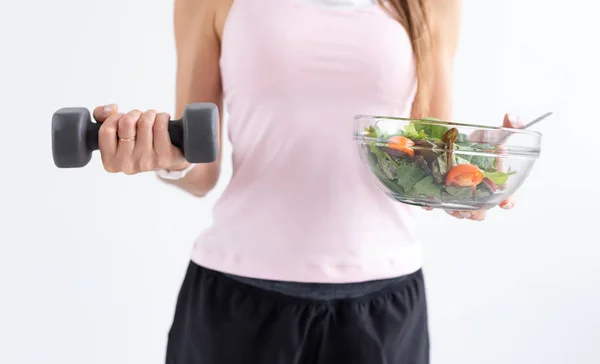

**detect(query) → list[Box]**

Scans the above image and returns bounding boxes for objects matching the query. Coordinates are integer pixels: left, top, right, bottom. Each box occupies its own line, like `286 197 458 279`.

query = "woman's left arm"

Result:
424 0 462 121
425 0 516 221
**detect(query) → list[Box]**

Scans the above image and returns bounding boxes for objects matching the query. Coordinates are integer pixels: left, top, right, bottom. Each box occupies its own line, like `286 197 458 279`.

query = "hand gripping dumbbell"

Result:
51 103 219 168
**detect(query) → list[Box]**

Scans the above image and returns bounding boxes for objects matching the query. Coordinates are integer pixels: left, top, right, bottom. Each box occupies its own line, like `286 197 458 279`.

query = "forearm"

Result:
424 0 461 121
160 100 223 197
427 60 454 120
156 160 221 197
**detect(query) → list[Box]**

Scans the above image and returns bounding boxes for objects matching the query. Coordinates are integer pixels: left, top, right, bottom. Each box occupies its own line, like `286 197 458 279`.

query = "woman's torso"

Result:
191 0 421 283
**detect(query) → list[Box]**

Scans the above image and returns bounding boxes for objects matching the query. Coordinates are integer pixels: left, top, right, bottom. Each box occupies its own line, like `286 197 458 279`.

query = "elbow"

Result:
189 169 220 198
190 188 212 198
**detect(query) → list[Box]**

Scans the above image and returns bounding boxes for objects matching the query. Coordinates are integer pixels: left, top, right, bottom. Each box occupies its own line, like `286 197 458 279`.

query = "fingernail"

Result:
501 202 514 210
459 211 472 219
445 210 456 215
103 104 115 114
507 114 522 128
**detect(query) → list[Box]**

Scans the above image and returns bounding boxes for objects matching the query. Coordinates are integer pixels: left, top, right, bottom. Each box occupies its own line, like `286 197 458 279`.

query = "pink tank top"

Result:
191 0 421 283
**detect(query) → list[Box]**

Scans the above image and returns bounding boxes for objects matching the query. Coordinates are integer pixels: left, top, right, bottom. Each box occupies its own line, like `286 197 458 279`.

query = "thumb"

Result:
93 103 119 123
499 195 516 210
503 113 523 129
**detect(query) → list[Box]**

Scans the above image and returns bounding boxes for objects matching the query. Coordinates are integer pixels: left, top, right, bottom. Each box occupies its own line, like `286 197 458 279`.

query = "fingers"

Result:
499 195 515 210
445 209 487 221
469 128 503 144
115 110 142 174
445 210 470 219
93 104 119 123
443 203 513 221
134 110 157 172
98 112 124 172
470 114 524 143
468 129 484 143
95 108 183 175
97 108 177 175
503 113 524 129
153 112 173 168
469 210 487 221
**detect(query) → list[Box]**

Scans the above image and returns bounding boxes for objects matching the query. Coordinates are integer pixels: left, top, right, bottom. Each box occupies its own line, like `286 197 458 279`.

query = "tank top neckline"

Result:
220 0 388 65
290 0 383 13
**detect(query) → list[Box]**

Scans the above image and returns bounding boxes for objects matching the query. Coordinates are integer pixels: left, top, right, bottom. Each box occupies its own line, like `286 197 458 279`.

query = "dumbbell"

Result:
51 103 219 168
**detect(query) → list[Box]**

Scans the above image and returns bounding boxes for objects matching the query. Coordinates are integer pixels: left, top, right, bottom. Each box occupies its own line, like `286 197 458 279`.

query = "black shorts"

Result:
166 262 429 364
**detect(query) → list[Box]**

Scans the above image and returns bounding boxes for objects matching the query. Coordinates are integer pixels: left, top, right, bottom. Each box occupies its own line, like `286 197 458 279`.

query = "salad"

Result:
362 118 515 205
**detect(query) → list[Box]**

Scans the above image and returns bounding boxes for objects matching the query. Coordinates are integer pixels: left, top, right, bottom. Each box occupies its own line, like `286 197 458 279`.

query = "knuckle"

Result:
98 126 115 139
157 112 170 120
139 155 156 172
120 160 137 175
120 113 139 127
139 110 157 125
120 116 135 127
122 168 137 176
153 115 169 129
102 161 119 174
137 118 153 130
105 112 124 125
156 155 172 169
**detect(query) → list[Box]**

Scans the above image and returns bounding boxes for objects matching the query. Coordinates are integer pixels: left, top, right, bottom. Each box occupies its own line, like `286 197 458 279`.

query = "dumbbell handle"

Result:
85 119 185 151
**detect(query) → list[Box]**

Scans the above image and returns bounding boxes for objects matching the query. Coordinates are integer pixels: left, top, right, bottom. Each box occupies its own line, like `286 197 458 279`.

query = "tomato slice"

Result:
386 136 415 157
445 164 484 188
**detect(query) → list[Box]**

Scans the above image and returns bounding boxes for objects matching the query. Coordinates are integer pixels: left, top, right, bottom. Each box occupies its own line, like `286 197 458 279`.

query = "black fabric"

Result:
223 272 408 300
166 261 430 364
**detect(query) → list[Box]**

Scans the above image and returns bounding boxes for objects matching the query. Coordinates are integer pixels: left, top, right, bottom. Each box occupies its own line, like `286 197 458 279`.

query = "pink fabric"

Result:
190 0 421 283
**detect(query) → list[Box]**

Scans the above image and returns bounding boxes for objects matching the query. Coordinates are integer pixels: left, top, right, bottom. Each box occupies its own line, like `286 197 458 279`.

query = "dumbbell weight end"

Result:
51 103 219 168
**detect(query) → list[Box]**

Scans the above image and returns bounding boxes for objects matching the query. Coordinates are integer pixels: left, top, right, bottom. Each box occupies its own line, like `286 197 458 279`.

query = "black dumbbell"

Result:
51 103 219 168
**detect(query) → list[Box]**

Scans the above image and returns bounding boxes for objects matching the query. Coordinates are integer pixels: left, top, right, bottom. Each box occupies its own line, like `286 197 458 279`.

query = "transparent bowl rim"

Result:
353 114 543 139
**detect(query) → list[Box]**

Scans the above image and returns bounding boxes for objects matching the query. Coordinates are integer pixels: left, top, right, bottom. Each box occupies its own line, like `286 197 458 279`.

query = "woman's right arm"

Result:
158 0 224 197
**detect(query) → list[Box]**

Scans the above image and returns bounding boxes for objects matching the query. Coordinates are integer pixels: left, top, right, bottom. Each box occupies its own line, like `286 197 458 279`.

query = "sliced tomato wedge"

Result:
386 136 415 157
445 164 484 189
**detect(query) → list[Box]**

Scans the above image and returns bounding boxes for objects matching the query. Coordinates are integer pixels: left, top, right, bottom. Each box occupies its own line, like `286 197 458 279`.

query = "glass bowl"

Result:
354 115 543 211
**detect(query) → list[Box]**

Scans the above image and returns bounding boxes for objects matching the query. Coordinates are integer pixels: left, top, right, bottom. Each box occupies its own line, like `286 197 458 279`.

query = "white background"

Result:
0 0 597 363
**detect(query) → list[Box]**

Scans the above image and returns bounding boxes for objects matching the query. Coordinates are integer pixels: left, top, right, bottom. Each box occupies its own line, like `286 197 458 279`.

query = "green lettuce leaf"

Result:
457 133 470 143
379 159 398 180
403 123 427 140
372 166 405 195
469 155 496 170
441 186 494 202
410 176 443 199
369 143 387 164
364 126 380 139
445 186 474 199
394 159 429 192
413 118 449 140
454 143 496 170
483 171 516 185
